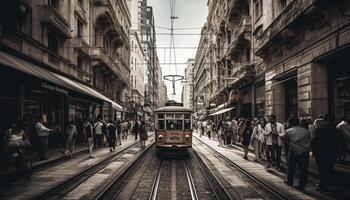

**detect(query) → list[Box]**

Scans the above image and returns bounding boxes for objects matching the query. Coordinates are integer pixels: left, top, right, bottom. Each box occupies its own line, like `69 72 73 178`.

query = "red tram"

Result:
154 102 193 149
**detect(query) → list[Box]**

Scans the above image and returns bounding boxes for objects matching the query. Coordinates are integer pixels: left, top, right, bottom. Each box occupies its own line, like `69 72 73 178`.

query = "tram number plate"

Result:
169 133 179 140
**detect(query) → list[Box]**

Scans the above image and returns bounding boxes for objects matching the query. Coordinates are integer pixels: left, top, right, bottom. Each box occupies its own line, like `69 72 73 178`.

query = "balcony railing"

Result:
40 5 71 39
256 0 318 55
73 37 89 55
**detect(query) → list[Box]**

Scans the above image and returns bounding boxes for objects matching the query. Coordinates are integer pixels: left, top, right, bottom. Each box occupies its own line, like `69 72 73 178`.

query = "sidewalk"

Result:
0 133 154 199
193 132 350 200
1 133 154 185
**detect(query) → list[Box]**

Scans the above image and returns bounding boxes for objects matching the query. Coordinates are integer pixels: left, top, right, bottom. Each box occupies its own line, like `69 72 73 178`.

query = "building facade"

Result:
193 24 209 113
0 0 129 145
130 0 160 120
253 0 350 122
182 59 194 110
129 30 145 119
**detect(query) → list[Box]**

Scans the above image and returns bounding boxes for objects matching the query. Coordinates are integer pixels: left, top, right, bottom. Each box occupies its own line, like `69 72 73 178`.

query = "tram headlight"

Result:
158 135 163 142
185 135 190 142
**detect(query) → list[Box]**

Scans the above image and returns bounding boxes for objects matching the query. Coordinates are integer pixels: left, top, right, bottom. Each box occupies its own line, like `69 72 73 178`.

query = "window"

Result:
77 56 82 69
48 34 58 54
48 0 59 9
184 114 191 130
77 20 83 37
254 0 263 21
157 114 165 130
78 0 84 6
166 119 183 130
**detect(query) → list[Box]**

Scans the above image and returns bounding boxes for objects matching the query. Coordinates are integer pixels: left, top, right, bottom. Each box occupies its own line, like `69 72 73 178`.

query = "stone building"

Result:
201 0 255 119
253 0 350 122
130 0 159 120
129 29 145 119
182 59 195 110
193 24 210 113
0 0 129 142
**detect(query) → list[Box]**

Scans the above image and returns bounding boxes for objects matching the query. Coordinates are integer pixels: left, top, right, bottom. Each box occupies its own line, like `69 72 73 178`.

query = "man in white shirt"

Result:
94 119 103 148
264 115 285 169
35 115 52 160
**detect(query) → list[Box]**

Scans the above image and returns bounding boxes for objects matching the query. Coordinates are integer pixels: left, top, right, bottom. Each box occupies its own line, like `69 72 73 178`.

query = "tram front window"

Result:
166 119 183 130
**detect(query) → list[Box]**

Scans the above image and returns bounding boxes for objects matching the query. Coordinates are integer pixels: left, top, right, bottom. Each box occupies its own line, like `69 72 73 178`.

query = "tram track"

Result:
193 136 291 200
110 148 230 200
37 138 155 200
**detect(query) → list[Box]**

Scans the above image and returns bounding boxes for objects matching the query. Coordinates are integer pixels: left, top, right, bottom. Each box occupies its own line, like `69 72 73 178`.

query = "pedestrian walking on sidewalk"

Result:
284 117 310 191
65 121 77 157
264 115 285 169
251 118 265 162
336 114 350 158
207 120 212 139
94 119 104 148
133 120 140 140
197 120 203 137
35 115 53 160
84 120 94 158
139 121 148 149
231 118 238 145
224 117 232 146
311 114 342 192
107 121 117 152
242 120 253 160
217 120 223 147
101 120 108 147
116 120 122 145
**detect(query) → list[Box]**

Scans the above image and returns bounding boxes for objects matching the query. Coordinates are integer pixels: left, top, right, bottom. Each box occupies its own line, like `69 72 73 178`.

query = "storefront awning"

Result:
0 51 122 111
209 107 234 116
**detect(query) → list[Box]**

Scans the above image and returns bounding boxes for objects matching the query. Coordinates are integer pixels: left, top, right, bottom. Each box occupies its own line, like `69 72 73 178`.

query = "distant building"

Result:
182 59 194 110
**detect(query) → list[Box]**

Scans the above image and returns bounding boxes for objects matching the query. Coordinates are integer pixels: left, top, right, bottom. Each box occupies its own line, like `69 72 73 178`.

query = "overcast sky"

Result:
148 0 208 102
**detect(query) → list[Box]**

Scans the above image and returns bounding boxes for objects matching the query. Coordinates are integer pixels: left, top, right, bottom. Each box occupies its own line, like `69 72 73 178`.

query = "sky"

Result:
148 0 208 102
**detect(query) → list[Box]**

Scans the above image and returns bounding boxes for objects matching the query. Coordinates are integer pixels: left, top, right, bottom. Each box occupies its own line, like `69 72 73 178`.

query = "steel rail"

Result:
149 160 163 200
193 136 290 200
189 149 232 200
96 143 155 200
37 137 154 200
184 160 199 200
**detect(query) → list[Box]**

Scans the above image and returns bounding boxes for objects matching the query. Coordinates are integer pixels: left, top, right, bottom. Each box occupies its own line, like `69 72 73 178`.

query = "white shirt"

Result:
94 122 103 135
264 122 285 146
35 122 51 137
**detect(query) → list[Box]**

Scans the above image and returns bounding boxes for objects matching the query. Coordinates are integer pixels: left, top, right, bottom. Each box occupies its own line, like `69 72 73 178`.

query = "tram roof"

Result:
154 106 193 113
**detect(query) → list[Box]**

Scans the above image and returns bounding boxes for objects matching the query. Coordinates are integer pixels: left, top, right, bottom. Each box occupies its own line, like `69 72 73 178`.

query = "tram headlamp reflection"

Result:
158 135 163 142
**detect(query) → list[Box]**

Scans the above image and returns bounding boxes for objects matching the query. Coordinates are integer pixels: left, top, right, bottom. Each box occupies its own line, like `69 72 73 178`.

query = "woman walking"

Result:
139 121 148 148
84 120 94 158
217 120 223 147
242 120 253 160
65 121 77 157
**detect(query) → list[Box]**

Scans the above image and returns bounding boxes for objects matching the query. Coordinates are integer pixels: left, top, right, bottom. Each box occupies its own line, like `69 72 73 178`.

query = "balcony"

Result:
74 2 88 24
92 0 128 48
40 5 71 39
226 64 255 88
228 15 252 57
73 37 89 55
255 0 319 57
227 0 246 20
90 47 129 85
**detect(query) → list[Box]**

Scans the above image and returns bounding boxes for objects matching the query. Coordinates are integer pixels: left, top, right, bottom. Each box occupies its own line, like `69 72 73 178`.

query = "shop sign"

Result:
41 82 68 95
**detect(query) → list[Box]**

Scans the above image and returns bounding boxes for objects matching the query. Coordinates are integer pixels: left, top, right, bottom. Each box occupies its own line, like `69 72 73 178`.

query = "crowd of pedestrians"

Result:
1 114 150 175
195 113 350 192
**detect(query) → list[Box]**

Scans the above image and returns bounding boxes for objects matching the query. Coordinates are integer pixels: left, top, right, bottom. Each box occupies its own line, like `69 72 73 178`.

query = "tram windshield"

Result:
157 113 192 130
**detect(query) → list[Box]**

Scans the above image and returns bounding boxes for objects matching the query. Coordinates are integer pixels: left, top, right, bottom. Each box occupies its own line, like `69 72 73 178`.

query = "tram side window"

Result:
166 119 183 130
184 114 191 130
157 114 165 130
158 120 165 130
